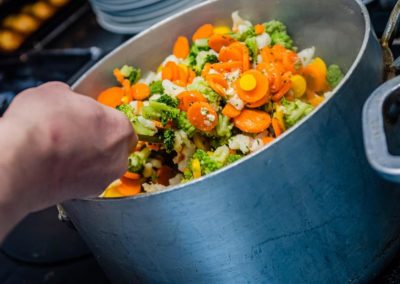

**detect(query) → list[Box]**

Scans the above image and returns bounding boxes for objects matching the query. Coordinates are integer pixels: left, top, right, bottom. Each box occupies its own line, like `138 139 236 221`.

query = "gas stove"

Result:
1 1 400 283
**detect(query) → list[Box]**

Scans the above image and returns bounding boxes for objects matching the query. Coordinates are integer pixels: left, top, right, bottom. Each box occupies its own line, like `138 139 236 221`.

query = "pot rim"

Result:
72 0 372 203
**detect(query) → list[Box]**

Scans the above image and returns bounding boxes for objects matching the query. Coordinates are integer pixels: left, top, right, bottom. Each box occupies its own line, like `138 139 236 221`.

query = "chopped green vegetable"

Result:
215 114 233 138
226 154 243 165
128 147 151 173
188 43 210 70
232 26 256 41
163 129 175 153
176 112 196 137
194 51 218 74
149 80 164 94
192 149 222 175
280 98 313 128
212 145 230 164
119 65 141 84
156 94 178 108
245 36 258 62
327 64 344 88
117 104 157 136
264 20 294 49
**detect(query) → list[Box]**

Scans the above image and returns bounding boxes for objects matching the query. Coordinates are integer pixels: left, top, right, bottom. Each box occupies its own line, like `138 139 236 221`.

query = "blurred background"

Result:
1 0 400 283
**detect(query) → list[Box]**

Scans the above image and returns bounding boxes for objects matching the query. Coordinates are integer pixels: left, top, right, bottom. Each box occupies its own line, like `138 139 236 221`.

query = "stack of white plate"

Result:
90 0 204 34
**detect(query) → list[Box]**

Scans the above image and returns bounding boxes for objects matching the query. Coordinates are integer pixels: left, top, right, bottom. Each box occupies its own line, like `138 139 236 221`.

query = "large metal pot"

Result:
63 0 400 282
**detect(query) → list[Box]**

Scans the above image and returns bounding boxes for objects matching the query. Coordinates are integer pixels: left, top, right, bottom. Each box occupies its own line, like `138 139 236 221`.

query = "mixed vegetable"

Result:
96 11 344 198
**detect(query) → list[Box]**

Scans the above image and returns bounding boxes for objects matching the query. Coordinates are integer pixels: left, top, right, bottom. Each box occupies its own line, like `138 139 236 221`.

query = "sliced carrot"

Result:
272 118 282 137
242 45 250 71
246 94 270 108
156 166 175 186
206 73 228 97
178 64 189 84
282 50 299 74
302 57 327 92
255 24 265 35
219 45 242 62
260 47 275 65
208 34 234 52
118 177 141 196
201 63 212 78
235 69 269 103
222 103 241 118
306 90 324 107
234 109 271 133
262 137 275 144
211 61 242 72
187 101 218 132
97 87 124 108
132 83 150 100
122 79 132 99
113 68 125 84
162 62 174 80
173 36 190 59
123 171 141 180
271 72 292 102
177 90 207 111
192 23 214 41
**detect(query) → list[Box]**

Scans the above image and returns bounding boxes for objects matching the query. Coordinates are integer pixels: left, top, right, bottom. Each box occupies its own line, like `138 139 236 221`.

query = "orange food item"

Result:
255 24 265 35
246 94 270 108
118 177 141 196
201 63 212 78
211 61 242 72
234 109 271 133
219 45 242 62
271 72 292 102
208 34 234 52
188 69 196 83
272 118 282 137
235 69 269 103
262 137 275 144
206 73 228 97
113 68 124 84
302 58 327 92
192 24 214 41
222 103 241 118
177 90 207 111
187 102 218 132
97 87 124 108
173 36 190 59
132 83 150 100
123 171 141 180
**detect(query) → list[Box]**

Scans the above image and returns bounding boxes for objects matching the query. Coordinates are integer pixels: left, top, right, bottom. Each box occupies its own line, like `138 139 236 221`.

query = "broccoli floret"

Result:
163 129 175 153
156 94 178 108
181 168 194 183
264 20 294 50
216 114 233 138
176 112 196 137
225 154 243 165
142 101 196 136
117 104 157 136
119 65 141 84
128 147 151 173
280 98 313 128
327 64 344 88
194 51 218 74
142 101 179 126
271 32 294 49
149 80 164 95
188 43 210 70
232 26 256 42
245 36 258 63
192 149 222 175
187 77 221 108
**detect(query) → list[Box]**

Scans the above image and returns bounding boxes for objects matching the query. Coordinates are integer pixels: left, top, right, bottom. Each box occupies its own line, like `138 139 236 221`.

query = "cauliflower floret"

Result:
224 69 241 84
229 134 252 154
139 71 158 85
256 33 271 49
232 11 252 33
169 174 183 186
250 138 264 152
297 46 315 67
173 130 196 171
162 79 186 97
162 55 181 66
142 183 166 193
149 94 161 101
228 95 244 110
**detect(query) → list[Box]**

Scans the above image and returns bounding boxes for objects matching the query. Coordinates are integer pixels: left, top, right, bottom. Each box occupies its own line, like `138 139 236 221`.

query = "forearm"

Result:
0 118 29 242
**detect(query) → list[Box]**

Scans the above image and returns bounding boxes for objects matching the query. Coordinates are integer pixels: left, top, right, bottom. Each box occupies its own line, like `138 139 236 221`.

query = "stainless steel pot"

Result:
63 0 400 282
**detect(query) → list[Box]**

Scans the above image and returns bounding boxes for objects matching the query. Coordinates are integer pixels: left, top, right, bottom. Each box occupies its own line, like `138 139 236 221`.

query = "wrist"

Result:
0 117 30 232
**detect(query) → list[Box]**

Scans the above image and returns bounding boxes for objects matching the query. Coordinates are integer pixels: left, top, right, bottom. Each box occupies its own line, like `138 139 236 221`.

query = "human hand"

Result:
0 82 136 229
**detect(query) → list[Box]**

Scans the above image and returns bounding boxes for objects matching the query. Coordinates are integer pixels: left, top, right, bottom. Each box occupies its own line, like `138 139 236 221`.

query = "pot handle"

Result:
363 76 400 183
